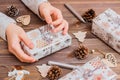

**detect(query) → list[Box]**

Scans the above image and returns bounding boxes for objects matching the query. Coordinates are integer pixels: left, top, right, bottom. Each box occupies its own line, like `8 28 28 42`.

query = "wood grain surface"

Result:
0 0 120 80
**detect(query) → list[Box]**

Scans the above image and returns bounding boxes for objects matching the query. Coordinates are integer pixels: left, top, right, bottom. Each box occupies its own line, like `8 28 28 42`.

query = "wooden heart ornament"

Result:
93 49 117 67
16 15 30 25
102 53 117 67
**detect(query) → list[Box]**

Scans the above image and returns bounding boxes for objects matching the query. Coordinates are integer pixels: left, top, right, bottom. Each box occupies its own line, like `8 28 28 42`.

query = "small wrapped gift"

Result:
92 8 120 53
21 25 72 60
59 57 117 80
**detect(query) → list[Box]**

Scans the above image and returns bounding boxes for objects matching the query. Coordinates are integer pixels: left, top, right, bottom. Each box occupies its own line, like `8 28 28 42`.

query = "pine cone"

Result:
73 45 89 59
47 66 62 80
82 9 96 23
7 5 19 17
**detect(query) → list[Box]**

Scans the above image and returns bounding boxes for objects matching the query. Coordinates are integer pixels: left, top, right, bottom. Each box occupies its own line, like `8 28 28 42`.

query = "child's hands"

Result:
39 2 69 34
6 23 35 63
5 2 68 63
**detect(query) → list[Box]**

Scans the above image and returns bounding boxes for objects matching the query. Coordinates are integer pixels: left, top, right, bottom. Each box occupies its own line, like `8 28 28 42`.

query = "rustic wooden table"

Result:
0 0 120 80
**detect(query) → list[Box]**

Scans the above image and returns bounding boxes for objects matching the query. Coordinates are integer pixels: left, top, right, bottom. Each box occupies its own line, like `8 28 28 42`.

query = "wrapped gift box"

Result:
21 25 72 60
59 57 117 80
92 8 120 53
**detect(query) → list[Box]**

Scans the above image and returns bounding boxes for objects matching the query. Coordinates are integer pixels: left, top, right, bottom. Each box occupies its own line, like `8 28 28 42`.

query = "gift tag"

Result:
16 15 30 25
92 49 117 67
102 53 117 67
36 64 51 78
73 31 87 42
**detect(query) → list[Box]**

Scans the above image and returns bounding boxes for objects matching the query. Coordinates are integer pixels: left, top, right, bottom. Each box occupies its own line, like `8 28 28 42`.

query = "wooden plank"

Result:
0 0 120 80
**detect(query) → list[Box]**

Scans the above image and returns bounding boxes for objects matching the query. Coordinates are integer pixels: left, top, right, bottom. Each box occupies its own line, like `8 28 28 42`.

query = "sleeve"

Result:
21 0 48 20
0 12 16 40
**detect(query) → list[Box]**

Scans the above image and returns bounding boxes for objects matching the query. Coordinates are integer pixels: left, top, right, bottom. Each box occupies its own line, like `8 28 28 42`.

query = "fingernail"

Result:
62 31 66 35
29 43 34 49
31 58 36 62
33 60 36 62
51 22 54 25
52 29 56 33
48 20 52 24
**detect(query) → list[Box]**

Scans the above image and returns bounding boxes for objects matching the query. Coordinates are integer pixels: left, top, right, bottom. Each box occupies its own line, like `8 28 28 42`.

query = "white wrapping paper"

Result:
21 25 72 60
92 8 120 53
59 57 117 80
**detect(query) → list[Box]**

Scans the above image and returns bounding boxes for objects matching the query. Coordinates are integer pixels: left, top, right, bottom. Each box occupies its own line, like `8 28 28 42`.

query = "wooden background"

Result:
0 0 120 80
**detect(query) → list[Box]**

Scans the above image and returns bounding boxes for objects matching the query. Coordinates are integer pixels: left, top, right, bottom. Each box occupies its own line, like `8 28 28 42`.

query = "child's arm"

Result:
0 12 35 63
0 0 69 63
0 12 16 40
21 0 47 20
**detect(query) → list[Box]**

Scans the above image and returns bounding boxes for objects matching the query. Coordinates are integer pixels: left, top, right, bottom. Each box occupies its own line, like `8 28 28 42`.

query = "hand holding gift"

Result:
4 1 69 63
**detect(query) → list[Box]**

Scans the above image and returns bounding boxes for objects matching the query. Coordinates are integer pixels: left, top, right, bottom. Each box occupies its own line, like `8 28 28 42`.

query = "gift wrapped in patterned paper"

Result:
92 8 120 53
59 57 117 80
21 25 72 60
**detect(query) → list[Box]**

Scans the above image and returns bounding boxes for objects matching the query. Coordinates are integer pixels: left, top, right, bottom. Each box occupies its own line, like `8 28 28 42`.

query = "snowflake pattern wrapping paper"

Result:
21 25 72 60
92 8 120 53
59 57 117 80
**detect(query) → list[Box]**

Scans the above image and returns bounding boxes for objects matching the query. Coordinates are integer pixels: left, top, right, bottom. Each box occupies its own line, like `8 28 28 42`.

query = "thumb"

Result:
43 11 52 24
20 33 34 49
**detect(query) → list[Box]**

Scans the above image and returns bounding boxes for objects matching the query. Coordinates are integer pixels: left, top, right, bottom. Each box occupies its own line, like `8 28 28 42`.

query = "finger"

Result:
52 11 63 26
62 20 69 35
44 11 52 24
13 43 35 63
53 21 65 33
20 32 34 49
52 18 63 27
